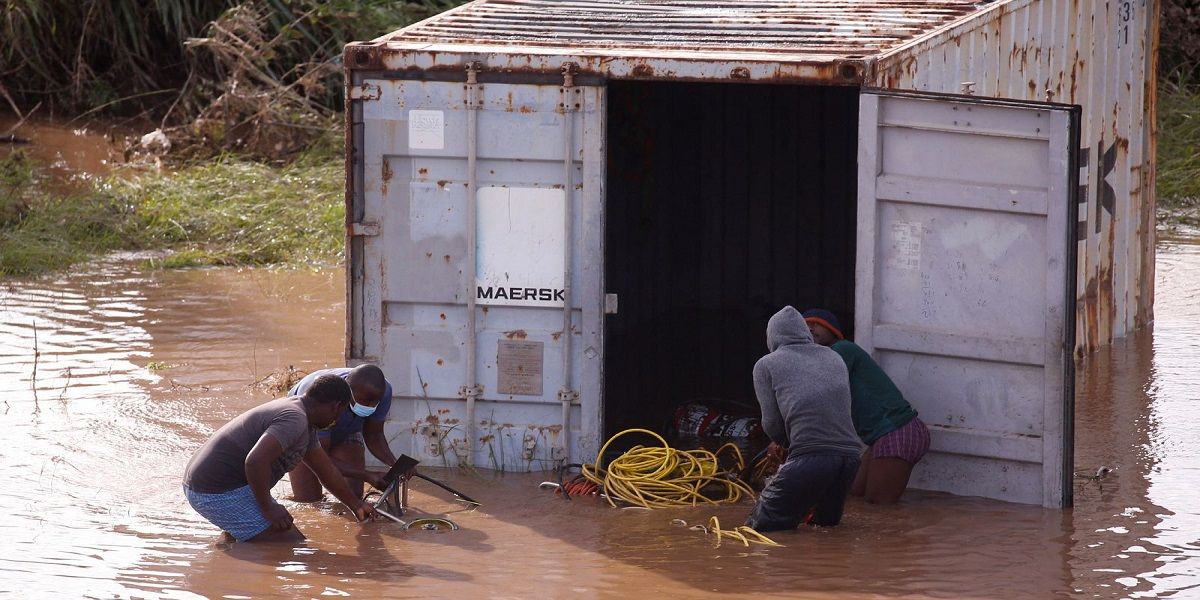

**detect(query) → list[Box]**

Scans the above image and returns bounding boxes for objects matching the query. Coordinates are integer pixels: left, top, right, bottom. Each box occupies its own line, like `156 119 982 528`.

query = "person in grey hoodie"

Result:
746 306 863 531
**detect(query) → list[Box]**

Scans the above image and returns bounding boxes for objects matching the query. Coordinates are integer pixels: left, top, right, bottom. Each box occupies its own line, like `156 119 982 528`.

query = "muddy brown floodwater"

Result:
2 240 1199 597
0 116 130 184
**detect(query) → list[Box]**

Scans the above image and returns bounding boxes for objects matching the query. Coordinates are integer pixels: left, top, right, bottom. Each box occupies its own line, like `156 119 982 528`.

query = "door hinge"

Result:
349 221 380 237
464 61 484 109
559 62 580 113
349 82 382 102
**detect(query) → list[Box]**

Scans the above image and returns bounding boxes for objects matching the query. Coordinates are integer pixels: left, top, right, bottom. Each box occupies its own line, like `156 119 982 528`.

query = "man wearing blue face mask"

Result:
286 364 398 501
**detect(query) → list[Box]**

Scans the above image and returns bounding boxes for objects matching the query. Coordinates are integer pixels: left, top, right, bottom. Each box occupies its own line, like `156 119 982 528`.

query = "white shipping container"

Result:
343 0 1157 508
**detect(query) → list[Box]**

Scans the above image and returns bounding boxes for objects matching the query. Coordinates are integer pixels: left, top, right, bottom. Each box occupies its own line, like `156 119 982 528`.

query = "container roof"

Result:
382 0 992 58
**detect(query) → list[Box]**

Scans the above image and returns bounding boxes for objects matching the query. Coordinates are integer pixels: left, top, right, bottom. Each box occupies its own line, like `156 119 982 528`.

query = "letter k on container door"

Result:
856 90 1081 508
349 76 604 469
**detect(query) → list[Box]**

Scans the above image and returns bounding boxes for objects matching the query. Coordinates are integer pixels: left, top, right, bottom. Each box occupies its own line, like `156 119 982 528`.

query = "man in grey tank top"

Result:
182 374 378 542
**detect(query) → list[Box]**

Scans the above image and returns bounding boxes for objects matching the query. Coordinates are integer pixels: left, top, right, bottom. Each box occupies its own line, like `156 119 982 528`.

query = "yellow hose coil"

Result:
705 516 782 547
670 517 783 547
580 428 758 509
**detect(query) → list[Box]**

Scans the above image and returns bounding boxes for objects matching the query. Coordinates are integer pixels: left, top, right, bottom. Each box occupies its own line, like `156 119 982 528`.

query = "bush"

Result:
0 0 463 117
1162 0 1200 82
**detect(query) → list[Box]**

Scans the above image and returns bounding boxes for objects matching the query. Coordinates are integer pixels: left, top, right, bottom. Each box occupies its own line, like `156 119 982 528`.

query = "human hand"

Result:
262 503 294 531
767 442 787 462
352 502 378 523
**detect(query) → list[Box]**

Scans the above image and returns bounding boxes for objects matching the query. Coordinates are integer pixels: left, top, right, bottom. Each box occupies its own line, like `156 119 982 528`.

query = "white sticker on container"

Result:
408 110 444 150
476 186 566 307
888 221 922 271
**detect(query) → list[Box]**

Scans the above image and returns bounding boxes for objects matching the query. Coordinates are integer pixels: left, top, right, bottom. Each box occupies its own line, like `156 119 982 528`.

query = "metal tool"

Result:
369 454 419 523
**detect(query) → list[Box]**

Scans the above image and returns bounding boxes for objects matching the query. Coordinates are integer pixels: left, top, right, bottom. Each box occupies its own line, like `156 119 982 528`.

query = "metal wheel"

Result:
403 517 459 531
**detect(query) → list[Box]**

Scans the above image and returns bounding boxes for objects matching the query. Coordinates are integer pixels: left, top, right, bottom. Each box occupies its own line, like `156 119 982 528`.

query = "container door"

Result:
857 90 1079 508
349 75 604 470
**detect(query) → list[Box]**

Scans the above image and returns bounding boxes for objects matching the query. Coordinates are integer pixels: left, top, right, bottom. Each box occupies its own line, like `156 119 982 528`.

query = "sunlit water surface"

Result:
0 242 1194 599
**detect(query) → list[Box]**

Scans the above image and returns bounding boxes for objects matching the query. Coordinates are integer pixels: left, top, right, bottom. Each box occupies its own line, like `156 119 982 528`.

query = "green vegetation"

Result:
1 0 461 115
0 0 467 278
1158 0 1200 213
1158 80 1200 208
0 145 344 276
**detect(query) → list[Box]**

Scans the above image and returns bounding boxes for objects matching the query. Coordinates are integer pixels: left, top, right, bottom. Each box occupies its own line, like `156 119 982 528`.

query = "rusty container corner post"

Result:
342 0 1156 509
872 0 1159 354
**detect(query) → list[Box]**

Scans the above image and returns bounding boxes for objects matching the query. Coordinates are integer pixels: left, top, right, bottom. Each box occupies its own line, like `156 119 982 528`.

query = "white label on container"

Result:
888 221 922 271
408 110 444 150
476 186 566 307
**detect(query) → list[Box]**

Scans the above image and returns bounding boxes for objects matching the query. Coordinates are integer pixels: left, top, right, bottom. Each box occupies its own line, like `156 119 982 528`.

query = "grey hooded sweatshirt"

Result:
753 306 862 457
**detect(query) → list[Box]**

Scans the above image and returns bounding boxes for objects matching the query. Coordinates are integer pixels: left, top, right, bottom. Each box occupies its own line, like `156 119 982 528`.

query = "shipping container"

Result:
343 0 1158 508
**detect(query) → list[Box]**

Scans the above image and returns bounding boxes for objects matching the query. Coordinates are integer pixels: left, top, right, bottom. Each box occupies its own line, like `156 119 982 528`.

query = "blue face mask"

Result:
350 401 376 418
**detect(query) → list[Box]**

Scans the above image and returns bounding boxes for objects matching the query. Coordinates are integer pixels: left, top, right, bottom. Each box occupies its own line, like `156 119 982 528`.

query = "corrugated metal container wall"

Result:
873 0 1160 353
342 0 1157 506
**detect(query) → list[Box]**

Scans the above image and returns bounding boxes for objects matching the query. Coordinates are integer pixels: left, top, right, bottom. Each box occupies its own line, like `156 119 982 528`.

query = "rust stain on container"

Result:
380 160 392 195
502 329 528 340
630 64 654 78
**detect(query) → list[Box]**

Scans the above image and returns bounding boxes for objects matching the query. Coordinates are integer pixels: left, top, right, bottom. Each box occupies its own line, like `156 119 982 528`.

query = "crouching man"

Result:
286 365 396 502
746 306 863 532
182 374 378 542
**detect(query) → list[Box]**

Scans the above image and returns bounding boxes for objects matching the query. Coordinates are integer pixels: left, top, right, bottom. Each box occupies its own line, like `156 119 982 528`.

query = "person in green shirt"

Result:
802 309 931 504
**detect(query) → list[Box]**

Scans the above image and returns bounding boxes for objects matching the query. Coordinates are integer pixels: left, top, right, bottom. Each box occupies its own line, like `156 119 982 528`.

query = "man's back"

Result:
183 398 316 493
753 307 861 457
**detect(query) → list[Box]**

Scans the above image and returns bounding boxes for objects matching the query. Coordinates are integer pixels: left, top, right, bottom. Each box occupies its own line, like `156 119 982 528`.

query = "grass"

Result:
1157 79 1200 208
0 141 344 277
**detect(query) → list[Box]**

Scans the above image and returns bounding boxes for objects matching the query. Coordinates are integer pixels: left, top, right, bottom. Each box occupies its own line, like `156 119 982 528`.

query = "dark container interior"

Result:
603 80 861 439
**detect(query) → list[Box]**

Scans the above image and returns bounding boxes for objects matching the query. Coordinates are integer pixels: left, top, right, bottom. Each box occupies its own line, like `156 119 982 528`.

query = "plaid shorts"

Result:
184 484 272 542
870 417 930 465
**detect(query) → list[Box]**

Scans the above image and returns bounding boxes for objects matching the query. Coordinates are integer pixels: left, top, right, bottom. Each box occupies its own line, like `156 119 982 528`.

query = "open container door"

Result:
348 72 604 470
856 90 1079 508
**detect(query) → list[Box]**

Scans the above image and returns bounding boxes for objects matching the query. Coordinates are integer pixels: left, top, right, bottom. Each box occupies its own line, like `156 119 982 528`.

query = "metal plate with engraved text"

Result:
497 340 544 396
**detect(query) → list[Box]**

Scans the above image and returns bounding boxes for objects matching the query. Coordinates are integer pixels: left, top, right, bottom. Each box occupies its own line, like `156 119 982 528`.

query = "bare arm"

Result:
322 453 385 490
245 433 294 531
302 445 378 521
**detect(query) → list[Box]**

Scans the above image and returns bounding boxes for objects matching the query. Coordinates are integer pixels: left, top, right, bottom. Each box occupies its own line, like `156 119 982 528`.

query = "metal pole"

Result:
463 61 482 467
558 64 578 464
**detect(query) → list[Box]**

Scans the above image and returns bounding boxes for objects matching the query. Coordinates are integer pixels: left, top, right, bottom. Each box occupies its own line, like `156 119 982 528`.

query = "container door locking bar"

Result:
557 63 580 464
462 61 483 467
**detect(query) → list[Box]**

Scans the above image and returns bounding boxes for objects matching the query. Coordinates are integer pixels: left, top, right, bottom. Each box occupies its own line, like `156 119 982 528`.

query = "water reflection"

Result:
0 241 1197 598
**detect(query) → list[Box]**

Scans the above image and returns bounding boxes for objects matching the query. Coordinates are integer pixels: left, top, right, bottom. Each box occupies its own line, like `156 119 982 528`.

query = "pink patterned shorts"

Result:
870 417 930 465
